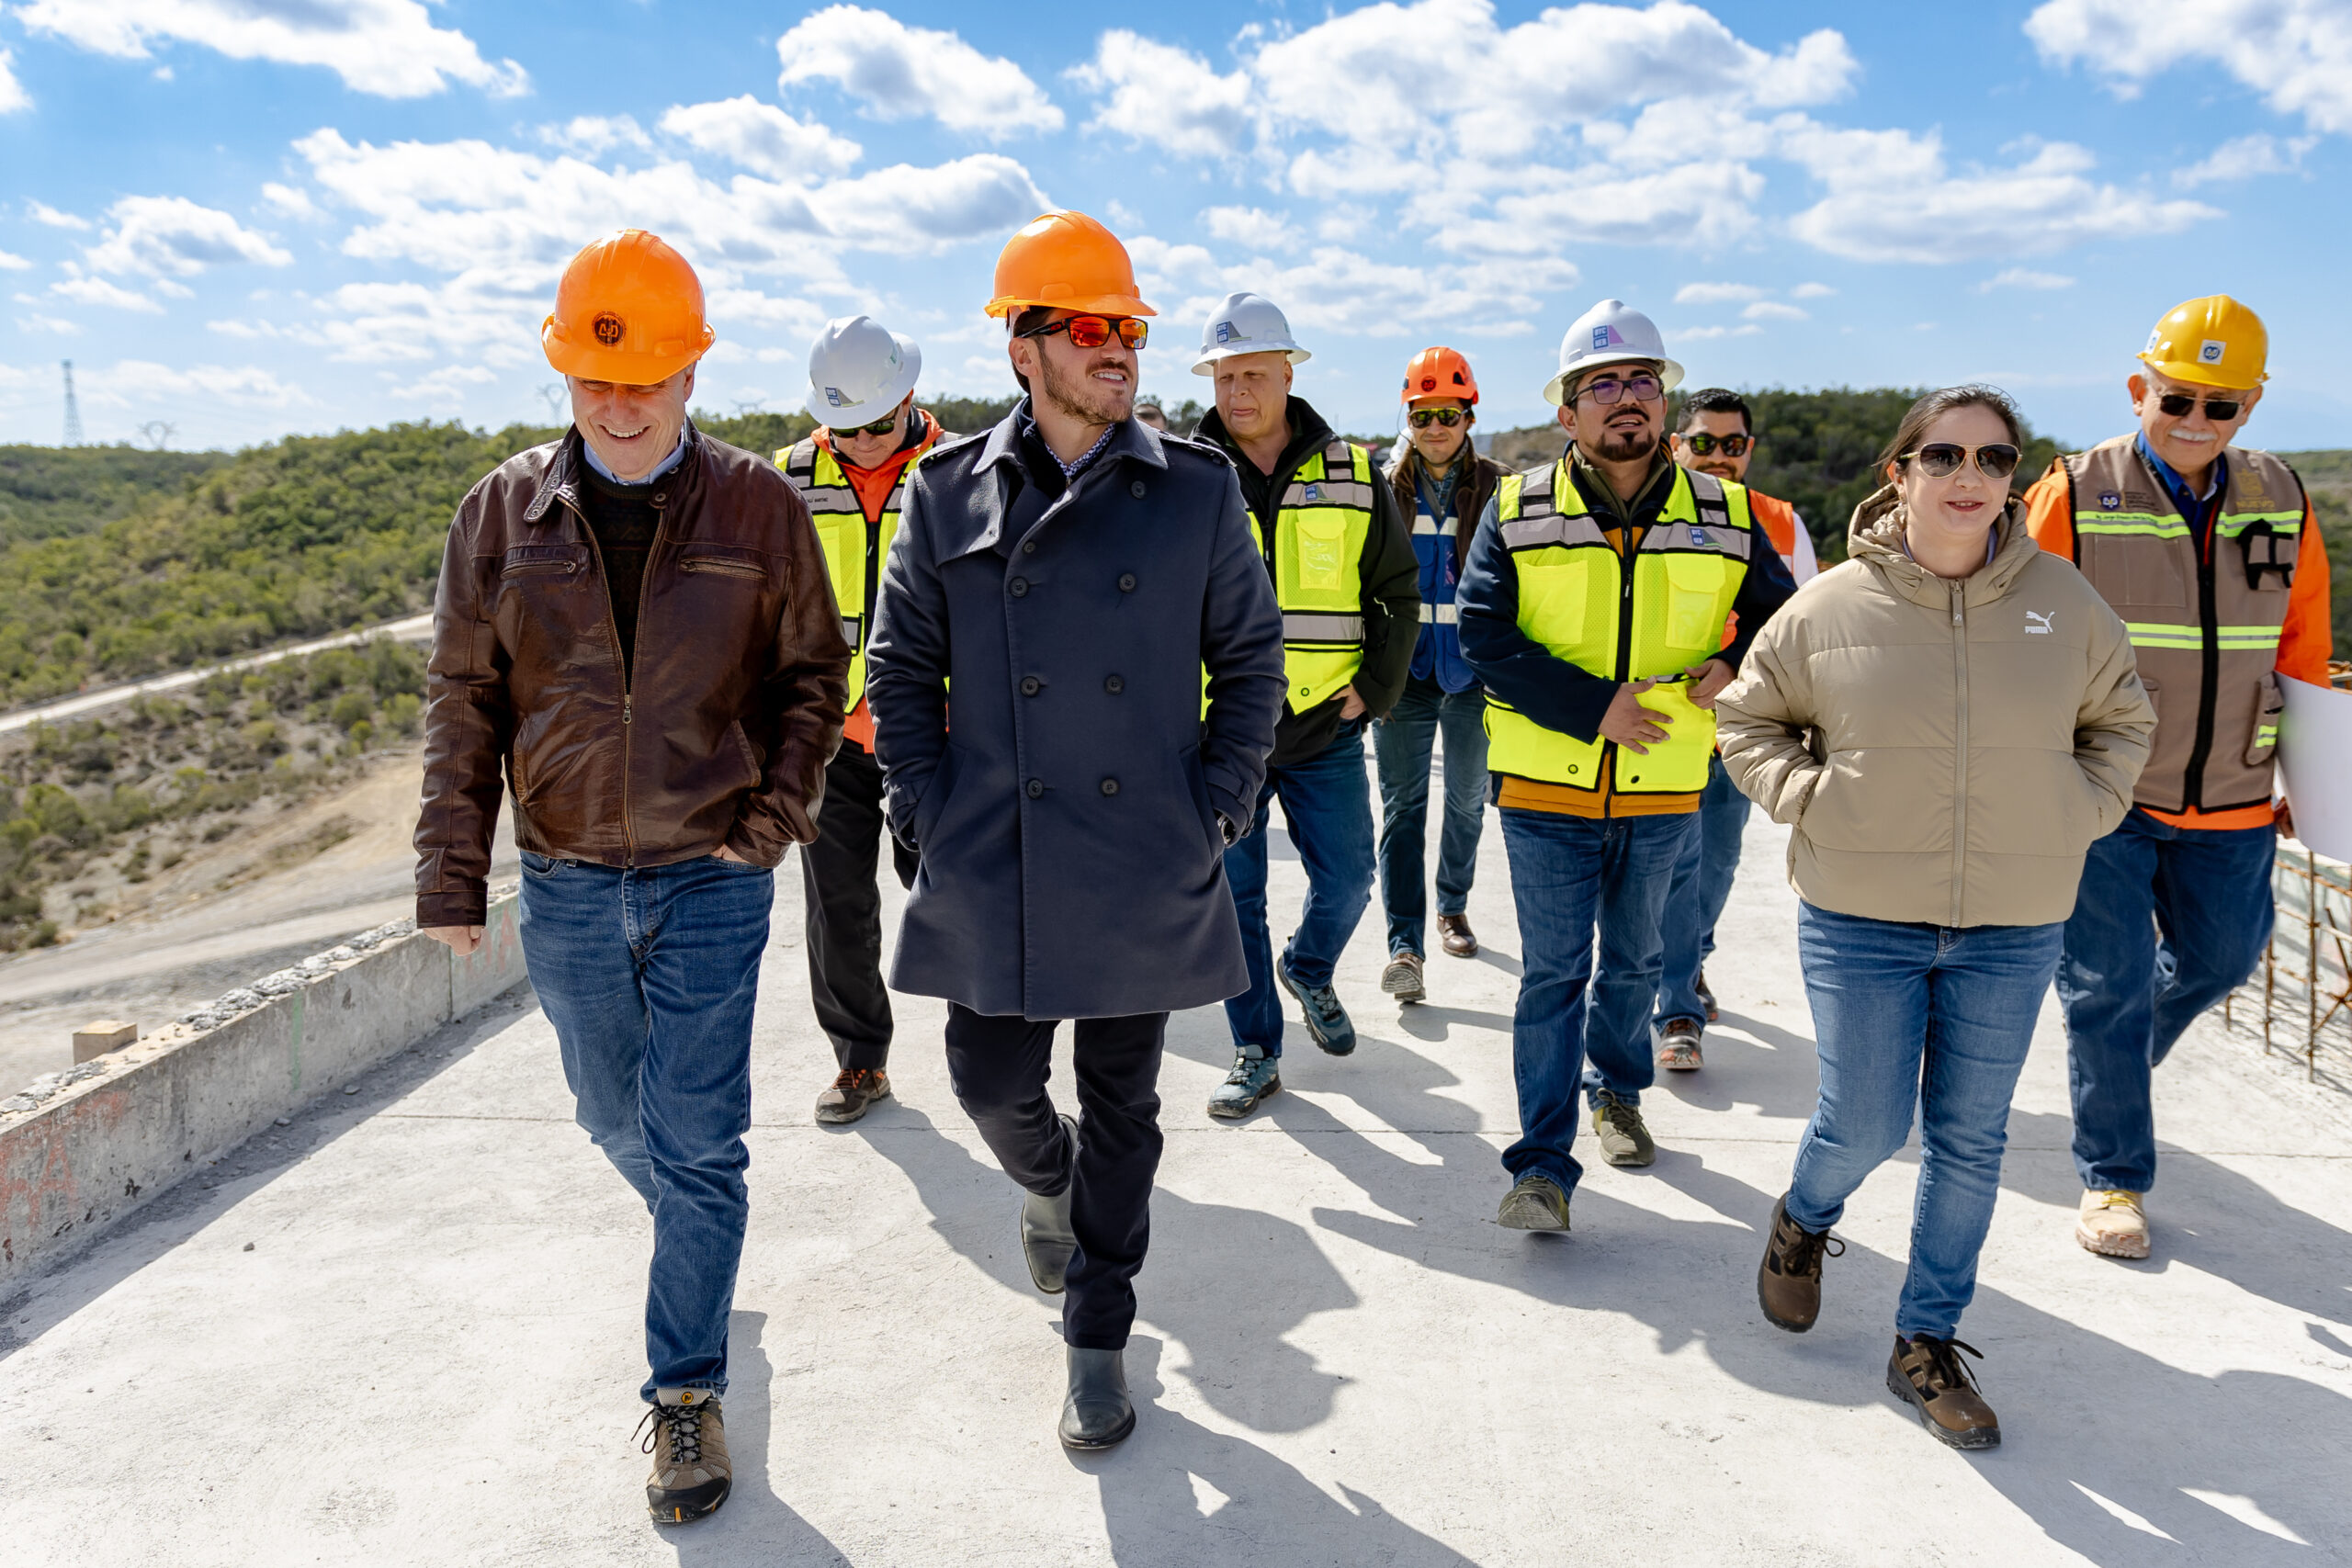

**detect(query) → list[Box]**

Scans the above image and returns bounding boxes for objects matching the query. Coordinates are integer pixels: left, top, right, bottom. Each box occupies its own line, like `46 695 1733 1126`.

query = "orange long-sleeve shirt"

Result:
2023 458 2334 830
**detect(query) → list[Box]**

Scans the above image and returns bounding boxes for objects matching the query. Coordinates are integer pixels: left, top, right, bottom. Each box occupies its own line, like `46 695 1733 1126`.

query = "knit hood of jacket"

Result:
1845 483 2040 608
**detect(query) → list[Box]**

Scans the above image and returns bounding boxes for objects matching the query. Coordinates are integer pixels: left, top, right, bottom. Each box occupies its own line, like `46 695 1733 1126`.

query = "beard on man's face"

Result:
1038 346 1134 427
1590 423 1661 464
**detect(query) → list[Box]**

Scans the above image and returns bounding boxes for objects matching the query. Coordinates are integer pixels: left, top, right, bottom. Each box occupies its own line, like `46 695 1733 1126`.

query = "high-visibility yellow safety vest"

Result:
1253 436 1377 712
2061 434 2303 813
1483 459 1753 794
777 425 942 712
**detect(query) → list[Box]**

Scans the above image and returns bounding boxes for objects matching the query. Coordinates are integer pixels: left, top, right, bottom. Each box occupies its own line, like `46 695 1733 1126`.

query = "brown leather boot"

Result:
1757 1195 1842 1332
1887 1336 2000 1450
1436 913 1478 958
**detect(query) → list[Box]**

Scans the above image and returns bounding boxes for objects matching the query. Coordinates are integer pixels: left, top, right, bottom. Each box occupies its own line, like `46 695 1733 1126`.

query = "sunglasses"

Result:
1679 433 1749 457
1901 443 2021 480
1408 408 1468 429
1017 314 1149 350
2155 391 2244 422
1576 373 1664 406
840 412 900 437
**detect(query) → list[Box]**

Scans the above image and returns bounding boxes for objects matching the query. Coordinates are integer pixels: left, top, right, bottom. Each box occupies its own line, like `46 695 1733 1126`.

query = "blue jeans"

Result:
1223 730 1377 1055
1498 807 1695 1197
1785 903 2064 1340
1656 755 1750 1025
517 849 775 1401
1372 675 1487 956
2057 808 2276 1192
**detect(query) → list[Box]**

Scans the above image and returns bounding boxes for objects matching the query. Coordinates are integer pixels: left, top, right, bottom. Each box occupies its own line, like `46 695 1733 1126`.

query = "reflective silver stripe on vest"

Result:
1500 513 1611 550
1686 468 1733 535
1640 519 1752 558
1281 478 1378 511
800 489 864 514
1282 613 1364 643
841 616 862 648
1418 603 1459 625
1412 508 1444 536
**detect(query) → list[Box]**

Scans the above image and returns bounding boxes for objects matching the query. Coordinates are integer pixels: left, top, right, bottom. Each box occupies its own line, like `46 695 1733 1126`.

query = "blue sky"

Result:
1 0 2346 452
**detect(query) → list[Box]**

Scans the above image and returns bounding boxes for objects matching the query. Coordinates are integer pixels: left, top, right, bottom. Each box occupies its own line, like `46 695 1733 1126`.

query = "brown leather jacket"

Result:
415 425 849 927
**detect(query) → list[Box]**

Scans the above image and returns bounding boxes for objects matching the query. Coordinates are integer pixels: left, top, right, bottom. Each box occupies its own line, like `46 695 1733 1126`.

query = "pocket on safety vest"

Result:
1661 555 1732 657
1289 513 1352 593
1516 554 1594 651
2245 671 2283 766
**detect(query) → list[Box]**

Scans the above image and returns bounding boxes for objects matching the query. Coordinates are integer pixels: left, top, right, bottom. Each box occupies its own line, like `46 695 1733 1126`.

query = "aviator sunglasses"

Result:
1679 432 1749 457
1016 314 1149 350
1408 407 1469 428
2155 391 2244 422
1900 443 2021 479
842 411 901 436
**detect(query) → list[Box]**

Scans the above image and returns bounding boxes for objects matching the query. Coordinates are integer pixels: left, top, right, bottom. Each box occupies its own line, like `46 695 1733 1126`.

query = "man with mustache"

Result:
865 212 1285 1448
1653 389 1819 1068
1456 300 1796 1230
2023 296 2334 1264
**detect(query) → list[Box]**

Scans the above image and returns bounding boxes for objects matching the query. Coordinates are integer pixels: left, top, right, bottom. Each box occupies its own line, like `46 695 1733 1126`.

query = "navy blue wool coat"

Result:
865 407 1285 1021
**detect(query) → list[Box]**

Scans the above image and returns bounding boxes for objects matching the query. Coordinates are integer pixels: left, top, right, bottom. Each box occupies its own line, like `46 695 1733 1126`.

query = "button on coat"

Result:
867 409 1286 1021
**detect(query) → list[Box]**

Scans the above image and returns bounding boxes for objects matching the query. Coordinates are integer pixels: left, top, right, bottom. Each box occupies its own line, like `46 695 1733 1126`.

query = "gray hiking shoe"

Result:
1591 1093 1657 1168
1207 1045 1282 1120
1277 958 1356 1055
1497 1173 1571 1231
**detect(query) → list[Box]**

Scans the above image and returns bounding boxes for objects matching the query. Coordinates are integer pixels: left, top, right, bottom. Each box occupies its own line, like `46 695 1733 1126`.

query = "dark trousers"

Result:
943 1005 1169 1350
800 742 918 1072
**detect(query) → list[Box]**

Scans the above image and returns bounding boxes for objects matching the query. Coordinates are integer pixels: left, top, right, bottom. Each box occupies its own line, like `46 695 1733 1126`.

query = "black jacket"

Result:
1197 398 1419 768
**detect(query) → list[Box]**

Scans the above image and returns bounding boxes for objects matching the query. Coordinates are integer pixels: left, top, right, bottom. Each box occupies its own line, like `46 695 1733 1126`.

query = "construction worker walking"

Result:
776 315 950 1126
416 231 850 1523
1457 299 1795 1226
1192 291 1420 1119
1653 389 1819 1067
1374 347 1509 1006
865 212 1285 1450
2023 296 2335 1262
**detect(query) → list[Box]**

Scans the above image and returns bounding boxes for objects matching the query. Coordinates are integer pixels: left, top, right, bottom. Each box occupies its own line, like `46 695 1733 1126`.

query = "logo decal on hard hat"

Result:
2199 340 2226 366
1216 321 1247 344
1592 324 1628 351
2098 491 2121 510
824 386 848 407
1419 376 1438 392
593 312 626 348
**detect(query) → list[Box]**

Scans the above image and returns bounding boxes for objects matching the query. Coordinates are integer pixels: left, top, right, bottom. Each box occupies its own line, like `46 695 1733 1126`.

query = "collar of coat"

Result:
1847 483 2040 608
525 421 706 525
1194 395 1339 490
933 397 1173 560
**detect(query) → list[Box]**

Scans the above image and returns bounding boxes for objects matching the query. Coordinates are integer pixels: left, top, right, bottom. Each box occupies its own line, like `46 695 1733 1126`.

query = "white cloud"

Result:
85 196 293 277
776 6 1062 140
260 183 322 220
19 0 528 99
2173 132 2321 187
1790 281 1837 299
2027 0 2352 134
79 358 308 409
1069 31 1253 158
1199 206 1298 252
15 313 79 335
51 275 162 312
1978 267 2075 291
0 251 31 271
1675 282 1766 304
802 156 1050 251
386 362 497 406
28 201 89 231
0 48 31 114
1743 300 1808 321
659 96 862 180
1783 130 2218 262
1675 323 1763 340
538 116 652 157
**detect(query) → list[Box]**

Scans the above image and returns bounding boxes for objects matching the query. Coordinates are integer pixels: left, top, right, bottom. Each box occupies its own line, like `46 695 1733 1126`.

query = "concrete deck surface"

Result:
2 794 2347 1567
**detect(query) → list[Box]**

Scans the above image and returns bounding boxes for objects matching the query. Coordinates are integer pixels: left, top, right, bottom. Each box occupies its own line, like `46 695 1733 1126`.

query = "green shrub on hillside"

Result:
0 444 232 546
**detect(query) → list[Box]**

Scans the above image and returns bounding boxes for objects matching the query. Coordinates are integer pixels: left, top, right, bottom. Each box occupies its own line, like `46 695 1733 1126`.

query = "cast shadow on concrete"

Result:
1648 1008 1822 1121
1392 1003 1515 1043
1073 1337 1479 1568
664 1310 849 1565
856 1105 1355 1436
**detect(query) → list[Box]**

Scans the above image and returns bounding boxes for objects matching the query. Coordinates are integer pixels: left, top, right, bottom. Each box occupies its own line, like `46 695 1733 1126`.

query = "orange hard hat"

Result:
985 210 1155 321
542 230 716 384
1402 346 1477 405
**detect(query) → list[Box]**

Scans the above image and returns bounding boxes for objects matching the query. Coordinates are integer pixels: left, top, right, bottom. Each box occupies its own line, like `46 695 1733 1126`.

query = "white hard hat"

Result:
1192 290 1312 376
1542 299 1683 407
805 314 922 427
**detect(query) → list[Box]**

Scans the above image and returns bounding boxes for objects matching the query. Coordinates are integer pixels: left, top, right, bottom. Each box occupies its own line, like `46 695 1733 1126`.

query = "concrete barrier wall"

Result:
0 890 526 1289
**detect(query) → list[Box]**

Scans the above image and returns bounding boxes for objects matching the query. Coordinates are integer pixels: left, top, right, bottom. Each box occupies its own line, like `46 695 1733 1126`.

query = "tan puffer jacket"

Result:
1716 487 2154 929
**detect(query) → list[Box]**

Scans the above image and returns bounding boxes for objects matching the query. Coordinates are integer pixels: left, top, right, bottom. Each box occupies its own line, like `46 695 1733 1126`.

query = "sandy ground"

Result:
0 747 513 1091
0 766 2345 1566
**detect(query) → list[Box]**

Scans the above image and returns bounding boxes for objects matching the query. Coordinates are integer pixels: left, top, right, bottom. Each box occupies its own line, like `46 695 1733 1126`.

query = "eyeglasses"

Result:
2155 391 2244 422
840 412 900 437
1016 314 1149 350
1900 443 2021 479
1576 373 1663 406
1679 433 1749 457
1408 408 1468 429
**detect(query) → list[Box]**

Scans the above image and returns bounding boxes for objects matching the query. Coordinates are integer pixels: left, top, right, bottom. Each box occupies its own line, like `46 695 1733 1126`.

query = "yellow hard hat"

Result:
2138 294 2267 389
